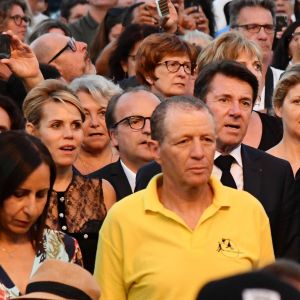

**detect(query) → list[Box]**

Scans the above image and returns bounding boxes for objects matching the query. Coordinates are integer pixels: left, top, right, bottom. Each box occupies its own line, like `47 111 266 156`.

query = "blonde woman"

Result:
23 79 116 273
268 69 300 176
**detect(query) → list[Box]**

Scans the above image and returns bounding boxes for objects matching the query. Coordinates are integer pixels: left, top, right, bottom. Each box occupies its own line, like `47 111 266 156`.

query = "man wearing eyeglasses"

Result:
30 33 95 82
230 0 283 113
89 87 161 200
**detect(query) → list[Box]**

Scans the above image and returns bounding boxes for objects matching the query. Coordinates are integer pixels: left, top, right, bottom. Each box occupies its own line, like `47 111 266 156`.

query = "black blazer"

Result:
135 144 299 260
90 160 132 201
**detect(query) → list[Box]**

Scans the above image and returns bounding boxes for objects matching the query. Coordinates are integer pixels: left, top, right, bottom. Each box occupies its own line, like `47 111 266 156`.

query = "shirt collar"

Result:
143 174 232 214
214 144 243 167
120 160 136 192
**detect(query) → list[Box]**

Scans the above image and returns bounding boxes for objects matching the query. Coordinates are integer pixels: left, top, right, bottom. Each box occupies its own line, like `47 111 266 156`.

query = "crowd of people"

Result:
1 0 300 299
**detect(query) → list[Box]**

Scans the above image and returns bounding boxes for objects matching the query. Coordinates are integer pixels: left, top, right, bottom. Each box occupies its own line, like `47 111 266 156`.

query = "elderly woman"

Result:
0 0 30 42
268 69 300 176
23 79 116 273
0 131 82 298
70 75 122 175
197 31 283 151
135 33 196 97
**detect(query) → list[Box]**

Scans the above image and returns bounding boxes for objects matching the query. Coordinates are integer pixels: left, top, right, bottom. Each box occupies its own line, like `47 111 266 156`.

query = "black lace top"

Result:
47 173 107 272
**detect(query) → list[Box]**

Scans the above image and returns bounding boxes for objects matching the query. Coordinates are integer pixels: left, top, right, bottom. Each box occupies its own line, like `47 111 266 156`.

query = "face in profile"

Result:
147 55 192 97
151 107 216 188
275 83 300 139
77 91 110 153
0 163 50 238
28 101 83 168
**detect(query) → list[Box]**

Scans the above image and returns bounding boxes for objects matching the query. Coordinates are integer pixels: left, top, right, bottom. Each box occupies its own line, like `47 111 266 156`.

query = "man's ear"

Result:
110 129 119 148
25 122 38 136
148 139 161 165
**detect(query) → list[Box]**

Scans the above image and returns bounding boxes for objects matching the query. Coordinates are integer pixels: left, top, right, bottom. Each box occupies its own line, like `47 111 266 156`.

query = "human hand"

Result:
1 31 41 80
0 31 43 90
160 0 179 33
131 2 159 26
184 5 209 34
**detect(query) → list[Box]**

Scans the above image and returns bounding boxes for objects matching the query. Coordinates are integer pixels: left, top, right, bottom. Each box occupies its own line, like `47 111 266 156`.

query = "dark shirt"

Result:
68 12 99 46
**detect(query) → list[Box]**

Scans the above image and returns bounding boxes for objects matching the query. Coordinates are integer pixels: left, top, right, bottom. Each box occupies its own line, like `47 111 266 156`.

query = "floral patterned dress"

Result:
0 229 82 299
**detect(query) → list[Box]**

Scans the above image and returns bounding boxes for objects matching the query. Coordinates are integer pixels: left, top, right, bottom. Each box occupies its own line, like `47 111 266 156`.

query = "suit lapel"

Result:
111 160 133 198
241 144 263 200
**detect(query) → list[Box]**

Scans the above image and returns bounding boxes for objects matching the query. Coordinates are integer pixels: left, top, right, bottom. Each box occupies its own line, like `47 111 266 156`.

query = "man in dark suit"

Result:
90 87 161 200
136 61 299 260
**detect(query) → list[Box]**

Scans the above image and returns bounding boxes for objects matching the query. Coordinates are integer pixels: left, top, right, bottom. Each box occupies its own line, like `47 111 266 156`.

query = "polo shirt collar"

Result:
143 174 232 214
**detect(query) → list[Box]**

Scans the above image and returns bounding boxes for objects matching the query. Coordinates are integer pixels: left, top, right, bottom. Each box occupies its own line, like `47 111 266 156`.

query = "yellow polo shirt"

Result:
94 175 274 300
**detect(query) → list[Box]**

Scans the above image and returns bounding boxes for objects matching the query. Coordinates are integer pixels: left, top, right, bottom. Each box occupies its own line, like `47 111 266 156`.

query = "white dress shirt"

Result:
212 145 244 190
120 160 136 192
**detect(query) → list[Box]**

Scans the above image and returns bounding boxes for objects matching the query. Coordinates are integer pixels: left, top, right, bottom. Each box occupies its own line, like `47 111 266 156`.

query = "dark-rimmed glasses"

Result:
113 115 151 130
48 37 77 64
157 60 192 75
9 15 31 26
232 24 275 34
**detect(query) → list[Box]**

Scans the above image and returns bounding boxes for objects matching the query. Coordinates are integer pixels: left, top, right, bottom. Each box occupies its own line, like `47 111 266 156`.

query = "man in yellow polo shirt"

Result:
94 96 274 300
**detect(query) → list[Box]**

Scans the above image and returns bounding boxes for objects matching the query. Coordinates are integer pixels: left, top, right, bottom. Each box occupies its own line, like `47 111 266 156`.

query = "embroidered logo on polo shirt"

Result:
217 238 241 258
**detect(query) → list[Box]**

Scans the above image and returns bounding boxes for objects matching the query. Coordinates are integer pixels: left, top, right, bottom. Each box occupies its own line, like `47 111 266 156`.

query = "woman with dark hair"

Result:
0 0 30 41
0 131 82 298
101 23 158 83
0 95 24 131
89 7 125 63
272 21 300 70
28 19 72 44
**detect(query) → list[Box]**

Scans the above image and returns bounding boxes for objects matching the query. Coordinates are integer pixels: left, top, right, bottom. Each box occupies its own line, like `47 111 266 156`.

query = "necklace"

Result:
0 246 16 258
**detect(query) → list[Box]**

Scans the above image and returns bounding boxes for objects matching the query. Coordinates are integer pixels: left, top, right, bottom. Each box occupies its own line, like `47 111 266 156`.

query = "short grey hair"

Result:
229 0 276 26
70 75 123 104
151 95 214 143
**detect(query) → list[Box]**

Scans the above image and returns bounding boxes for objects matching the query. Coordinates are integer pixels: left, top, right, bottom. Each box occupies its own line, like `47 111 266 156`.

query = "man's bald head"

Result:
30 33 63 64
30 33 93 83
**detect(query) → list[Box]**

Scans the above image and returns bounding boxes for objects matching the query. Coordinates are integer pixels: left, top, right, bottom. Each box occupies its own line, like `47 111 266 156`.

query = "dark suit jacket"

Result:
135 144 299 260
89 160 132 201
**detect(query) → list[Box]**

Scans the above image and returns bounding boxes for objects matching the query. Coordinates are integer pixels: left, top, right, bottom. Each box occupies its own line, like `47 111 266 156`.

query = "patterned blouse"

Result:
47 173 107 272
0 229 82 299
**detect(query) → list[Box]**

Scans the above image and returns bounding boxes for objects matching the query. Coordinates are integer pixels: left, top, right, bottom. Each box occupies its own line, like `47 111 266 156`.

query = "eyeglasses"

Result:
113 115 151 130
9 15 31 26
48 37 77 64
157 60 192 75
232 24 275 34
